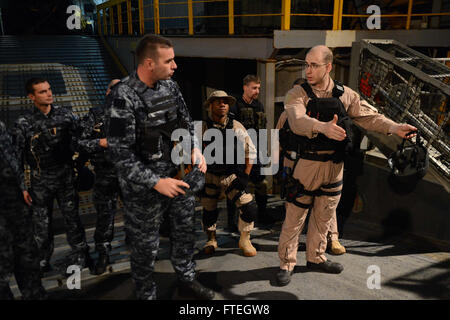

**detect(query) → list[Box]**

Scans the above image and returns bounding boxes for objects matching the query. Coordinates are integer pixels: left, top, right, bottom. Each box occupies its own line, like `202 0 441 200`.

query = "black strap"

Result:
202 192 219 199
205 183 219 189
332 80 345 98
301 82 317 100
302 188 341 197
202 183 220 199
290 179 343 200
292 199 312 209
225 177 242 195
298 151 345 164
230 190 245 204
299 151 335 162
316 189 342 197
301 80 344 99
321 180 343 189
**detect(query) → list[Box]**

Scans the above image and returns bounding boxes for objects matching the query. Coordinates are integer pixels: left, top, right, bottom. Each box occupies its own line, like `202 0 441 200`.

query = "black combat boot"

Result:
306 260 344 274
94 252 110 275
276 268 294 286
69 248 93 272
178 280 215 300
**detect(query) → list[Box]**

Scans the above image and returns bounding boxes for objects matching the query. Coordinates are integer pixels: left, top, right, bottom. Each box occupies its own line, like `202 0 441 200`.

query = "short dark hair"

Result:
135 34 173 64
243 74 261 86
25 78 48 95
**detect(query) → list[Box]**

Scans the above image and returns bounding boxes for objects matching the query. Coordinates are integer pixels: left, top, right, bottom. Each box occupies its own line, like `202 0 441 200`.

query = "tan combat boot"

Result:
329 240 346 255
203 230 218 254
238 231 257 257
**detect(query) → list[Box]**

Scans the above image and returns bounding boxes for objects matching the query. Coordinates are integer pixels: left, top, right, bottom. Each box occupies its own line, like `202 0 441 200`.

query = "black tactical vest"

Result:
279 116 298 158
203 116 245 175
123 80 179 163
25 108 72 170
235 98 267 130
294 81 355 156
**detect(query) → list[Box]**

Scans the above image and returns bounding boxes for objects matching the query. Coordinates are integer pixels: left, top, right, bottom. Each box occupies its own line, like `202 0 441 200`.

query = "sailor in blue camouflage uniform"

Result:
12 78 92 274
78 79 122 275
0 120 47 300
105 35 214 300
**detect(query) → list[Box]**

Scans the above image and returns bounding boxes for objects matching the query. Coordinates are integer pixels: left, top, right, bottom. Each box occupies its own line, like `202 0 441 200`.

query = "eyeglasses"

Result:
305 62 328 70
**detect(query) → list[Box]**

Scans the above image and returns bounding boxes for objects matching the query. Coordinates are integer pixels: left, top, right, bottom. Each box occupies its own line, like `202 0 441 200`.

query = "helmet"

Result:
387 131 429 195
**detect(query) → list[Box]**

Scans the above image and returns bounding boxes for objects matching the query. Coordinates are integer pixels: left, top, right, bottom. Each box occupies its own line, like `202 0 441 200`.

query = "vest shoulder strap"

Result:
282 117 290 131
301 80 345 99
120 80 152 111
332 80 345 98
301 82 317 100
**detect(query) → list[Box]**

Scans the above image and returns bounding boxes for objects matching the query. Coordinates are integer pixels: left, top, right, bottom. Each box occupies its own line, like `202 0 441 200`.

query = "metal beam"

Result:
274 29 450 48
127 0 132 35
228 0 234 35
281 0 291 31
188 0 194 35
117 4 123 35
138 0 144 35
154 0 160 35
169 37 275 60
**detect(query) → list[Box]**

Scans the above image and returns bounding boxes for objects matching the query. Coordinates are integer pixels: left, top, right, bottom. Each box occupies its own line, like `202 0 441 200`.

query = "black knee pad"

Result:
202 208 219 228
239 201 258 223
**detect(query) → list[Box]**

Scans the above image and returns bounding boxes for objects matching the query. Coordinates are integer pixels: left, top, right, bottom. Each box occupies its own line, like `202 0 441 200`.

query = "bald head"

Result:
305 45 333 88
307 45 333 65
106 79 120 96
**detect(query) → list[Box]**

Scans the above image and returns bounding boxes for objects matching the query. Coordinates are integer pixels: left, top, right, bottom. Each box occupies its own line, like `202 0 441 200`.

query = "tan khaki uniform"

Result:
278 80 396 269
276 111 339 240
201 117 257 232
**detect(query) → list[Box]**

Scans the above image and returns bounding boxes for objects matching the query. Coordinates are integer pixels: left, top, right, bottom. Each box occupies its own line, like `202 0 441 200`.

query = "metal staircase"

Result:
0 35 123 128
0 35 124 219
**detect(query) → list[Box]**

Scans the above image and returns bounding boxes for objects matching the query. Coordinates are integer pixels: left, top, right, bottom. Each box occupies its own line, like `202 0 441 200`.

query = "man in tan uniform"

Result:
277 107 346 256
276 45 416 286
201 90 259 257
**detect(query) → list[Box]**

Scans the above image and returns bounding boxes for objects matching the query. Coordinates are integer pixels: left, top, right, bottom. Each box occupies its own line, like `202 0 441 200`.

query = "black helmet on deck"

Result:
387 130 429 195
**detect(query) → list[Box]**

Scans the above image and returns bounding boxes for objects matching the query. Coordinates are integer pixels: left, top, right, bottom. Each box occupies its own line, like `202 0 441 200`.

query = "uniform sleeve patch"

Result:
114 98 126 109
109 117 127 137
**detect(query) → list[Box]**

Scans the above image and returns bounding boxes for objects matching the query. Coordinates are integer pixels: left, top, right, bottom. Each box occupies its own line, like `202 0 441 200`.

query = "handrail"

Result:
96 0 450 36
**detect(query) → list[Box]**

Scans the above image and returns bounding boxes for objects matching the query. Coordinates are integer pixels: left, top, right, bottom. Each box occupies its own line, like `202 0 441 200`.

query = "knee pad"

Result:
239 200 258 223
202 208 219 229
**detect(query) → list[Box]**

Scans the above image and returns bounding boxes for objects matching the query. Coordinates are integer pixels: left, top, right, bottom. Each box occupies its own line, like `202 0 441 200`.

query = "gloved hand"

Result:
234 172 249 191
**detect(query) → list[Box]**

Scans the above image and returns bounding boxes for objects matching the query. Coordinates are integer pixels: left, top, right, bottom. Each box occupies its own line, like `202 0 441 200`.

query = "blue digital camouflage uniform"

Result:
105 72 200 300
0 120 47 300
12 105 89 266
79 101 121 255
